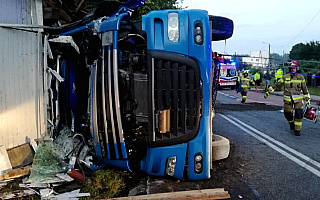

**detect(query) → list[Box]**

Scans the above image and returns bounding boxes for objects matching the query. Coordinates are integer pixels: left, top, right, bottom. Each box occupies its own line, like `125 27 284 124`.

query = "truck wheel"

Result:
230 86 235 90
212 134 230 161
209 15 234 41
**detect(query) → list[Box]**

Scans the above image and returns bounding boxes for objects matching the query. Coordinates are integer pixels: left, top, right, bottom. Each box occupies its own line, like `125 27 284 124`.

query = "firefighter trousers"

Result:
241 90 247 102
284 100 303 131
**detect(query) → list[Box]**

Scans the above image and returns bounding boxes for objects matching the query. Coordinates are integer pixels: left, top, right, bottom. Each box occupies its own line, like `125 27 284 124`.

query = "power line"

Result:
281 8 320 48
221 54 320 63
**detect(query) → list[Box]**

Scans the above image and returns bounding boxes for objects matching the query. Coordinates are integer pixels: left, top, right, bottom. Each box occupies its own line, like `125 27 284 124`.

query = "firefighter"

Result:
275 67 283 91
236 69 242 93
240 70 254 103
275 61 310 136
254 70 262 92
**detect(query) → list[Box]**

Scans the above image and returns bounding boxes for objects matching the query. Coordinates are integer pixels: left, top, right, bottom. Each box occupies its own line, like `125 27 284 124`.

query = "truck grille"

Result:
148 51 201 147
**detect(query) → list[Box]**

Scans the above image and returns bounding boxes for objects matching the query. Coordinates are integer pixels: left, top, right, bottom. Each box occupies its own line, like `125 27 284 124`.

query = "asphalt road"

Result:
214 89 320 200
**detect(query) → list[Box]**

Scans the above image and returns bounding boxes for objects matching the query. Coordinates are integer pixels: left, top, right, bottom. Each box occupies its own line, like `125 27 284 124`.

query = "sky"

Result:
181 0 320 55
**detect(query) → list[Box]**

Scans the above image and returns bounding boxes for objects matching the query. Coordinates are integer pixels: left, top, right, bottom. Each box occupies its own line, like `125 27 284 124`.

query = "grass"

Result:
81 169 129 199
307 87 320 95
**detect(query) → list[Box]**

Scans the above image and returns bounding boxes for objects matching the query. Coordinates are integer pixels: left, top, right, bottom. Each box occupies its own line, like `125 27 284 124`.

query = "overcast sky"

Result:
181 0 320 55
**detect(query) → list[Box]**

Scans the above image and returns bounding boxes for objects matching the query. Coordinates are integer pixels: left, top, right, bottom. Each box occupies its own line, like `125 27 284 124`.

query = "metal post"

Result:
268 43 271 68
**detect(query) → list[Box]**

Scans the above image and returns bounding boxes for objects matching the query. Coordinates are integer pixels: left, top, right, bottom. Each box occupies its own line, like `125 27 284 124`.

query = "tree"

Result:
290 41 320 61
81 0 183 19
131 0 183 21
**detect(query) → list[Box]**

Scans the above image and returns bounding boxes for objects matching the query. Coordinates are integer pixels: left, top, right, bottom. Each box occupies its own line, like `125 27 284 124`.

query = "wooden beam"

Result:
75 0 86 13
109 188 230 200
44 0 72 23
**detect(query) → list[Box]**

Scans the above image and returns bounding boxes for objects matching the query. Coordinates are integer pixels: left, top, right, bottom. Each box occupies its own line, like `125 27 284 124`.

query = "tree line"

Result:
290 41 320 61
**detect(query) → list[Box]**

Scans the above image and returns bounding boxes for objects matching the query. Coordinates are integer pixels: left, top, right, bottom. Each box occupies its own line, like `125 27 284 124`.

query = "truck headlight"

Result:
168 13 179 42
165 156 177 176
194 153 203 173
194 21 203 45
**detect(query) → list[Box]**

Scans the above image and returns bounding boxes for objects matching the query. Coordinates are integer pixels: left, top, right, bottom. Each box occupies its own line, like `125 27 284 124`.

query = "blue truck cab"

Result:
48 0 233 180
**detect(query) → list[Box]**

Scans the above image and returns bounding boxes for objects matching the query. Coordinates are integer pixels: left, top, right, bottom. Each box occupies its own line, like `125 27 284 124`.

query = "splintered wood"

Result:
109 188 230 200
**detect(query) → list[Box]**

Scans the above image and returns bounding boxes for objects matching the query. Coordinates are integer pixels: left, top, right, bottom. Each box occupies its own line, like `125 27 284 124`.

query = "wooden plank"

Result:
75 0 86 13
3 166 32 180
109 188 230 200
6 143 34 168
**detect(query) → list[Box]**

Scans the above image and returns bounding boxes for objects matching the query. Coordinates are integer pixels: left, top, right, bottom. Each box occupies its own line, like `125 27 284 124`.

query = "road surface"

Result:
213 89 320 199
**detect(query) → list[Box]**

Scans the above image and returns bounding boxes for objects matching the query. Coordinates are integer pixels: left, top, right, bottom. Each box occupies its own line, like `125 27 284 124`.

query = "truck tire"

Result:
209 15 234 41
212 134 230 161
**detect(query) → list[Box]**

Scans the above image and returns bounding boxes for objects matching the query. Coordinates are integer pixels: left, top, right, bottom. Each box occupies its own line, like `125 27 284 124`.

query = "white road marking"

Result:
219 114 320 178
218 91 238 99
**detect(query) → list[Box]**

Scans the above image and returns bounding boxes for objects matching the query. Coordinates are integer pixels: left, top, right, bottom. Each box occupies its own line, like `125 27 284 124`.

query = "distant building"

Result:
242 51 269 69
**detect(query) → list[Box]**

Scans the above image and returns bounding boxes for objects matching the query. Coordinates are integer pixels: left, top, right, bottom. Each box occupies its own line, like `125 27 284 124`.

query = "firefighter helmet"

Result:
244 70 249 74
289 60 299 67
304 107 317 122
288 60 299 72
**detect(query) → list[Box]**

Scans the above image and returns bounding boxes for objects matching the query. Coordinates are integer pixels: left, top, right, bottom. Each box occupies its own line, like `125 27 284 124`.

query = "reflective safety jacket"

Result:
275 69 283 79
277 73 310 103
237 72 243 82
254 73 260 81
240 76 255 92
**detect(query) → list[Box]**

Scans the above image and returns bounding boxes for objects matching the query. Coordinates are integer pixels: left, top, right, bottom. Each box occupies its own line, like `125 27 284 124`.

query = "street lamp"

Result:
262 42 271 69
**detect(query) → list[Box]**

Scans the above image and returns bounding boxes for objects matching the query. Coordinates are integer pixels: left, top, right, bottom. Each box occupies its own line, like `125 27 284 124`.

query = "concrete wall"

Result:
0 0 44 148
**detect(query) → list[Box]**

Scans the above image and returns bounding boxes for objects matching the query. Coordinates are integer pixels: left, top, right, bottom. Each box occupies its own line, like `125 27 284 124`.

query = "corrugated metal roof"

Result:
0 0 31 24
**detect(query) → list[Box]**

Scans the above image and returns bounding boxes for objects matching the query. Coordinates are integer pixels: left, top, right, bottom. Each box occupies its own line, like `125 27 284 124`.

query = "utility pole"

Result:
262 42 271 69
268 43 271 69
283 51 285 68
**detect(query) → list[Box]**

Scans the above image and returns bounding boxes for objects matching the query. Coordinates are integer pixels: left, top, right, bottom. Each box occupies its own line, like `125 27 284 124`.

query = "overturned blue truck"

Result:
46 0 233 180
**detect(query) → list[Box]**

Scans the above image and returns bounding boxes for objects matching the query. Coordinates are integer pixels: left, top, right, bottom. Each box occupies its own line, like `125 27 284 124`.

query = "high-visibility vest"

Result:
275 69 283 79
254 73 260 81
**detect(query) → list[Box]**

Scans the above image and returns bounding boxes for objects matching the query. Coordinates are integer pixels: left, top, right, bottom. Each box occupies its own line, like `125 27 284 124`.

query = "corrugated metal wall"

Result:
0 0 30 24
0 0 44 148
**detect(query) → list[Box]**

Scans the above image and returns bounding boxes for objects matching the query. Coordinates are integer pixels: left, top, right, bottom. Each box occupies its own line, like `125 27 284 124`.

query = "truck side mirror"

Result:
209 15 234 41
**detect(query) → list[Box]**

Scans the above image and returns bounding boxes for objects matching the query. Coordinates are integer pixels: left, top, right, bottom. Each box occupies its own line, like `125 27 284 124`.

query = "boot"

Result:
290 122 294 130
241 99 246 103
294 130 301 136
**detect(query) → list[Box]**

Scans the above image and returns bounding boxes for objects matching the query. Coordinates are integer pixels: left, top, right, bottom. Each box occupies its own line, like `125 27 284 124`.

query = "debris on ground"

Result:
0 179 37 199
27 137 68 183
6 143 35 168
0 126 137 199
3 166 32 180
